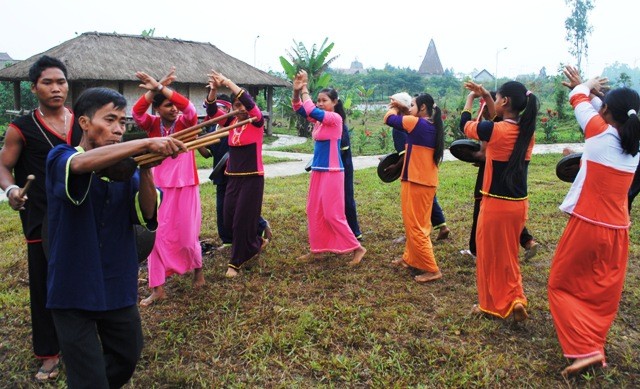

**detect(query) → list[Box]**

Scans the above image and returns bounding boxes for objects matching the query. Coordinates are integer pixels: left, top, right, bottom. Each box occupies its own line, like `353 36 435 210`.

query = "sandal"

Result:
35 359 60 381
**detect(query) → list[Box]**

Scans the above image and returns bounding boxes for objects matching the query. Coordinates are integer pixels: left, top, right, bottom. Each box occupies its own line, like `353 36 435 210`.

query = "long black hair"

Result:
498 81 539 192
415 93 444 165
319 88 346 121
603 87 640 156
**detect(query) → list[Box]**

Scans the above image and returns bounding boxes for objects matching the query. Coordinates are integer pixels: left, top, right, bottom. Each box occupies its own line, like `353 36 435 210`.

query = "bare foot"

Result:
513 303 528 322
225 267 239 278
261 237 270 250
35 357 60 381
217 243 232 252
392 235 406 244
193 268 205 288
523 240 539 261
390 258 409 268
470 304 482 315
347 246 366 266
562 354 605 377
415 270 442 283
140 286 166 307
263 223 273 241
562 147 576 156
436 226 450 241
297 252 313 261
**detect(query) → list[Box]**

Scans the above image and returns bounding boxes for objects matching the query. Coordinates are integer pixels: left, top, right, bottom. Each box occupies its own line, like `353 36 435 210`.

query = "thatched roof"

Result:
0 32 290 87
418 39 444 76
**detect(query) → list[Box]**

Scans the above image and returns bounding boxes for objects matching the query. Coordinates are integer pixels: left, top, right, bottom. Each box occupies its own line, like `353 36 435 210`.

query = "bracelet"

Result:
205 97 215 105
4 184 19 198
301 92 309 96
155 84 164 92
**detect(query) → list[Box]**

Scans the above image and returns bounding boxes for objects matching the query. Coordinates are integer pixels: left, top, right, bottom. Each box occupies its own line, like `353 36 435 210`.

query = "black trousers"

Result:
27 240 60 358
342 158 362 238
216 181 269 244
224 175 264 268
52 305 143 389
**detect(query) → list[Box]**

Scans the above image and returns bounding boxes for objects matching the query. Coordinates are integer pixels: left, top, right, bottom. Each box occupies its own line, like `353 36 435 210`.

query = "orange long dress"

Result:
464 117 533 318
385 112 440 273
548 84 637 362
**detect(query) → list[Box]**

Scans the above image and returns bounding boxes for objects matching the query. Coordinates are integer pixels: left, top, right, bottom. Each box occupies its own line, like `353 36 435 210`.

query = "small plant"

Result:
540 108 558 143
355 128 372 154
377 128 389 151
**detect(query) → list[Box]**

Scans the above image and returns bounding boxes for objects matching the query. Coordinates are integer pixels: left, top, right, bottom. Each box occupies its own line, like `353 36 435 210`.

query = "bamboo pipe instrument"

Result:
135 117 255 166
170 110 239 142
19 174 35 197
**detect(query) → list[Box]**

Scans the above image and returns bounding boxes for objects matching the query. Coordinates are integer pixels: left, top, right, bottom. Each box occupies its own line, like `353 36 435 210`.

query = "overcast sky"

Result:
1 0 637 79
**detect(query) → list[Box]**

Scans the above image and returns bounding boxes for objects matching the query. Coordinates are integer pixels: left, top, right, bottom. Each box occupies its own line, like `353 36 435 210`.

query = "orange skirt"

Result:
401 181 438 272
548 215 628 359
476 196 528 318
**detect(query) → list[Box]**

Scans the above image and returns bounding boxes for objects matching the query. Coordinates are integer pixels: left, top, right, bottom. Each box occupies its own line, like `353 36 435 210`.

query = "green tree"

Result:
279 38 338 136
554 74 568 120
603 62 640 91
616 72 632 88
0 81 38 130
565 0 594 72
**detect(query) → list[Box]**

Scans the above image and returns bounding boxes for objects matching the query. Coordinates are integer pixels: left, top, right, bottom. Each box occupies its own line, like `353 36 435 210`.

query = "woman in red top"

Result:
208 70 267 278
132 68 203 305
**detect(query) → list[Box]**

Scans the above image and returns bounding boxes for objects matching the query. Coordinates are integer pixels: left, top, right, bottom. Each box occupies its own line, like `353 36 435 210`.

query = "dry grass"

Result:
1 153 639 387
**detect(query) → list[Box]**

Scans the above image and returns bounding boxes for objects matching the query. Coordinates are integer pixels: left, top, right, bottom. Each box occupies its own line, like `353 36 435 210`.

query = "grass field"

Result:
1 153 639 387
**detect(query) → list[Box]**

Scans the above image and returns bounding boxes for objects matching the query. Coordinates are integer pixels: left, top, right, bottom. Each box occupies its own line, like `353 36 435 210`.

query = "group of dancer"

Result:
1 54 640 386
385 69 639 377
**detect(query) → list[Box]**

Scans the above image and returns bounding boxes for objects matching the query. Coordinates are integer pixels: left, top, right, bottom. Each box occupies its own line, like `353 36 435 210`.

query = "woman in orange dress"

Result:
461 81 538 321
548 66 640 376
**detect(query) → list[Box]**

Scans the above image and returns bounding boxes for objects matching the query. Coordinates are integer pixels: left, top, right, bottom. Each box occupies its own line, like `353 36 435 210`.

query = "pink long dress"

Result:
293 99 361 254
132 92 202 288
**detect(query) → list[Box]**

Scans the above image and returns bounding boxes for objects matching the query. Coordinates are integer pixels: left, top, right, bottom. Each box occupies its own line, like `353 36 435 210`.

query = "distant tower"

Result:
349 59 364 74
418 39 444 76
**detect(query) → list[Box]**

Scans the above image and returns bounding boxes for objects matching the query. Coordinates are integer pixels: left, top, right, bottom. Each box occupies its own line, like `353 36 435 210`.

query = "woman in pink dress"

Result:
292 70 366 265
132 67 204 305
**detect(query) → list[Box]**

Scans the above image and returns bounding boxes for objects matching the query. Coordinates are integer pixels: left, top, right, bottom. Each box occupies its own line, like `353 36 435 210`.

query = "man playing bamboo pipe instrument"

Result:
45 87 183 387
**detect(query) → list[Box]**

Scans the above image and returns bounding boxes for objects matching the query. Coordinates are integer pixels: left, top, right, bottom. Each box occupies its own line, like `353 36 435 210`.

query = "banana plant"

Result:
279 38 339 136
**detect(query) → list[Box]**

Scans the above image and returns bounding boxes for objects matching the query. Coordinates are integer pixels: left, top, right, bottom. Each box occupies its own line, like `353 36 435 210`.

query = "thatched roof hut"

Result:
0 32 290 133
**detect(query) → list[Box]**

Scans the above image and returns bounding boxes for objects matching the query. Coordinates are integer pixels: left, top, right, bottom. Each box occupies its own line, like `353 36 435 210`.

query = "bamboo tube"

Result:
134 126 233 166
170 110 239 142
135 117 254 166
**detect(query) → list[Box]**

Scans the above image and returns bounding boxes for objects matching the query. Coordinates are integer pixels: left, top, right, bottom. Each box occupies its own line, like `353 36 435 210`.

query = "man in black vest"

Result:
0 55 78 381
